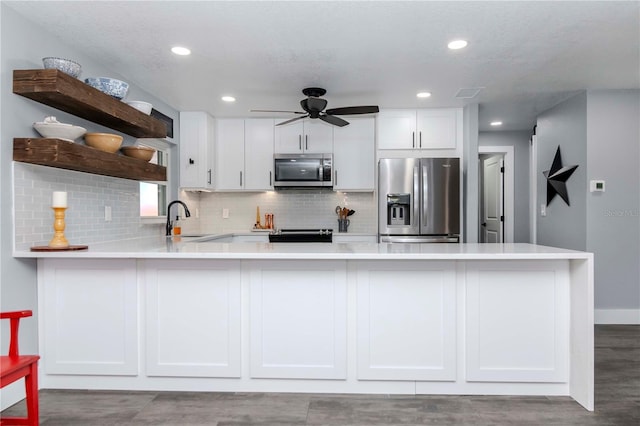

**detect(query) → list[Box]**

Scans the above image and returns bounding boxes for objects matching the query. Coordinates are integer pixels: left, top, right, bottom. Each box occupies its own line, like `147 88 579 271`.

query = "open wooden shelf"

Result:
13 69 167 138
14 138 167 182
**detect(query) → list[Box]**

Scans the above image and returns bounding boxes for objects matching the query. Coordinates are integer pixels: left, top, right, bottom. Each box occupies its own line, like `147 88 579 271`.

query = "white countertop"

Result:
15 234 592 260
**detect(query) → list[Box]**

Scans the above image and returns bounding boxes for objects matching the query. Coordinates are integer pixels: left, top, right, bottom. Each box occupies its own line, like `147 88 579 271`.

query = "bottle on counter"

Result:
173 215 181 236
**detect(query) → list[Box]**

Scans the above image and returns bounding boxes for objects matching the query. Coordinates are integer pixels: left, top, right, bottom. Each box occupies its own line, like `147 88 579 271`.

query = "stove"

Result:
268 229 333 243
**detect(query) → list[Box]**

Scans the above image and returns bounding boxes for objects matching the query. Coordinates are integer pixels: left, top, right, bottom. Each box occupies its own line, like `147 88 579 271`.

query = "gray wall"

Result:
479 130 532 242
0 2 179 397
586 90 640 310
535 92 588 251
536 90 640 313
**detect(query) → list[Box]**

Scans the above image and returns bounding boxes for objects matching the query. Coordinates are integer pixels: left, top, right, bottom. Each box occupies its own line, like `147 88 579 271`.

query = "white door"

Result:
480 155 504 243
215 119 245 190
333 117 375 191
244 118 274 190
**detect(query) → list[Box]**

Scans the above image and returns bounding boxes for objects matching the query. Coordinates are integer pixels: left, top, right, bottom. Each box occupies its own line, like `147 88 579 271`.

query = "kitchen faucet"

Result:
166 200 191 236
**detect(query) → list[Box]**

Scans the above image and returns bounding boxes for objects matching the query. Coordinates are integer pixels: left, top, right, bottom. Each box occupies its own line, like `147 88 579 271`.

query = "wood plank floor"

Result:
2 325 638 425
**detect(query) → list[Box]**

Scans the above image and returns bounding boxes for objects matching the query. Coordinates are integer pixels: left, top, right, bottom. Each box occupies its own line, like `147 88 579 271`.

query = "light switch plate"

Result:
540 204 546 217
222 208 229 219
105 205 112 222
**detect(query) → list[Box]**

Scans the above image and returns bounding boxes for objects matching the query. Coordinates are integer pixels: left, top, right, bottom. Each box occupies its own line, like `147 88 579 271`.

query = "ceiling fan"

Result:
251 87 379 127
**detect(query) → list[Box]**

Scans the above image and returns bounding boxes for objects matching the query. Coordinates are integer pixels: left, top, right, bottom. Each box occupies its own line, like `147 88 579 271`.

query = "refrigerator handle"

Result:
413 166 420 227
422 165 428 227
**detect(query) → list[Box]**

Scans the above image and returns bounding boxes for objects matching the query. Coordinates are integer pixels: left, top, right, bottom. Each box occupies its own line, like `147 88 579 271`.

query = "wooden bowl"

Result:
121 146 156 162
84 133 123 153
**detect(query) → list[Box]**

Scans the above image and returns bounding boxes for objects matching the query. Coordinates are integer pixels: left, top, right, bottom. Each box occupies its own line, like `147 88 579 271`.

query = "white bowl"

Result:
84 77 129 99
42 57 82 78
125 100 153 115
33 120 86 142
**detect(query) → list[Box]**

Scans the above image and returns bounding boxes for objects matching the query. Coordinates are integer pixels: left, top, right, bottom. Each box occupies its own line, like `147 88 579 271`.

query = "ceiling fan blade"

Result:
319 114 349 127
276 115 308 126
325 106 380 115
250 109 307 114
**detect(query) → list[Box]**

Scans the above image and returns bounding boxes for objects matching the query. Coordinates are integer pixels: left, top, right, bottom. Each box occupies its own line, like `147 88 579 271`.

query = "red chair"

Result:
0 310 40 426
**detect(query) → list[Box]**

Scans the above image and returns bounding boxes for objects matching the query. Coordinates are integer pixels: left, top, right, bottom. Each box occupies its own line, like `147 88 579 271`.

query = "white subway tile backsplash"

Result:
13 163 162 250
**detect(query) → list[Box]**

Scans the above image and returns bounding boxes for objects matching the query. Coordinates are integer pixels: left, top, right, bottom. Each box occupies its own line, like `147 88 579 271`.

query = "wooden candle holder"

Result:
48 207 69 248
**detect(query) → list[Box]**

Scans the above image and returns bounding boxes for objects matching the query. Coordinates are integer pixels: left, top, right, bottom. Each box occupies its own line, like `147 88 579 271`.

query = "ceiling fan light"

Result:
447 39 468 50
416 92 432 98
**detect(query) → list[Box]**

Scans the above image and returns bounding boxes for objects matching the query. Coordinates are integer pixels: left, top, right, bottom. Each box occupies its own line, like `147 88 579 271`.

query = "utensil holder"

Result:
338 218 350 233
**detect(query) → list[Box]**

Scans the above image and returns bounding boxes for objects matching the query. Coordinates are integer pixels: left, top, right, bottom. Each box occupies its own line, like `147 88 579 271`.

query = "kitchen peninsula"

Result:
17 238 594 411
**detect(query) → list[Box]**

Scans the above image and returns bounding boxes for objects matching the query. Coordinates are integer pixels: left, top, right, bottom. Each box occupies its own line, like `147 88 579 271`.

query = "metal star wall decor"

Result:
543 146 578 206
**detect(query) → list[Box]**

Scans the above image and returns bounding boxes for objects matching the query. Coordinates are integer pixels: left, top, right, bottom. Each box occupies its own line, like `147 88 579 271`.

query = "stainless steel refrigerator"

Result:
378 158 460 243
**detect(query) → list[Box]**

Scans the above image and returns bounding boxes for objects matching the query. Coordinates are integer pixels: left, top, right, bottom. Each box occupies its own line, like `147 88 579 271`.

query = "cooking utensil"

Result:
335 206 341 216
347 209 355 216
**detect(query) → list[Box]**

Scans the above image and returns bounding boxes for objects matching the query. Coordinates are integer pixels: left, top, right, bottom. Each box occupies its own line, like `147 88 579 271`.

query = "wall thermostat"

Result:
590 180 605 192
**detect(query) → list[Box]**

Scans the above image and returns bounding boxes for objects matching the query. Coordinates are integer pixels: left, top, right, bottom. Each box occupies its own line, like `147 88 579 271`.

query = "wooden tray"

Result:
30 245 88 252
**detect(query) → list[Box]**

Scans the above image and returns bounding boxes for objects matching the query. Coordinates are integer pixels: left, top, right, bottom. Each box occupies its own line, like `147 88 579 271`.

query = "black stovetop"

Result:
268 229 333 243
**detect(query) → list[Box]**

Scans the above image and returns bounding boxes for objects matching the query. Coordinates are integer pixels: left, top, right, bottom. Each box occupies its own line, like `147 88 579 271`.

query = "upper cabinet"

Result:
13 69 166 138
216 118 274 191
333 117 375 191
275 119 333 154
377 108 459 150
180 111 215 190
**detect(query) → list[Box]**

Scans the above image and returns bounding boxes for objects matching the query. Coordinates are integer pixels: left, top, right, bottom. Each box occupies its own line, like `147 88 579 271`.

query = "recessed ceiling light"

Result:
416 92 432 98
171 46 191 56
490 121 503 126
221 96 236 102
447 39 468 50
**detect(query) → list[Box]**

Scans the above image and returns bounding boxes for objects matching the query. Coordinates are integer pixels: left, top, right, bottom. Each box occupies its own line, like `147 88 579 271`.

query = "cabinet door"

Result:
303 120 333 153
377 109 416 150
215 119 245 190
274 120 304 153
40 259 139 376
244 118 275 190
249 260 347 379
180 112 214 189
333 117 375 191
144 260 242 378
356 260 457 381
416 109 457 149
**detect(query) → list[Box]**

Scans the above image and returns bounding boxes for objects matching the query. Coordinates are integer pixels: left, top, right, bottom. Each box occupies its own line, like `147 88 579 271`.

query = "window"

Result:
139 139 171 221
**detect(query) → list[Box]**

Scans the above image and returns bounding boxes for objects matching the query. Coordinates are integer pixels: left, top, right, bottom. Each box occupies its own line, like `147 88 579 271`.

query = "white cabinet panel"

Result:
144 260 241 377
377 109 416 150
180 111 215 189
378 108 459 150
249 260 347 379
275 120 333 153
333 117 375 191
215 119 245 190
465 260 570 383
356 261 457 381
416 109 457 149
40 259 138 375
244 119 275 190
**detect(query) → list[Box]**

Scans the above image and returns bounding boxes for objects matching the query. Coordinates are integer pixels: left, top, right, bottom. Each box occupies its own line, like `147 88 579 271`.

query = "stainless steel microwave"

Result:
273 153 333 188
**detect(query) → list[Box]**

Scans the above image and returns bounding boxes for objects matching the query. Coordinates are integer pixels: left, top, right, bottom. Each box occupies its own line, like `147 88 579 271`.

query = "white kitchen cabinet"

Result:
333 117 375 191
275 119 333 154
143 260 242 378
215 119 245 190
179 111 215 190
356 260 457 381
378 108 458 150
249 260 348 379
215 118 274 191
244 118 275 190
39 259 139 376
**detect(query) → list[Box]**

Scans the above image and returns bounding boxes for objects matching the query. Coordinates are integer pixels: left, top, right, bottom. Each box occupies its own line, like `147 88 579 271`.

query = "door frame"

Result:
478 146 514 243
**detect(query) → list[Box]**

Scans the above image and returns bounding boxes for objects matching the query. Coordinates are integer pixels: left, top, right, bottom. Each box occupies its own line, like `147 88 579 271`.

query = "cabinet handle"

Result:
240 171 243 187
305 135 308 150
419 131 422 148
334 170 337 186
189 158 195 165
412 132 415 148
207 169 212 185
269 171 272 186
299 135 302 151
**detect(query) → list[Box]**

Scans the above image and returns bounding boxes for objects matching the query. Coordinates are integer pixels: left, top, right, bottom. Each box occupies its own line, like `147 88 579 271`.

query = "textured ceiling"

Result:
5 1 639 131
